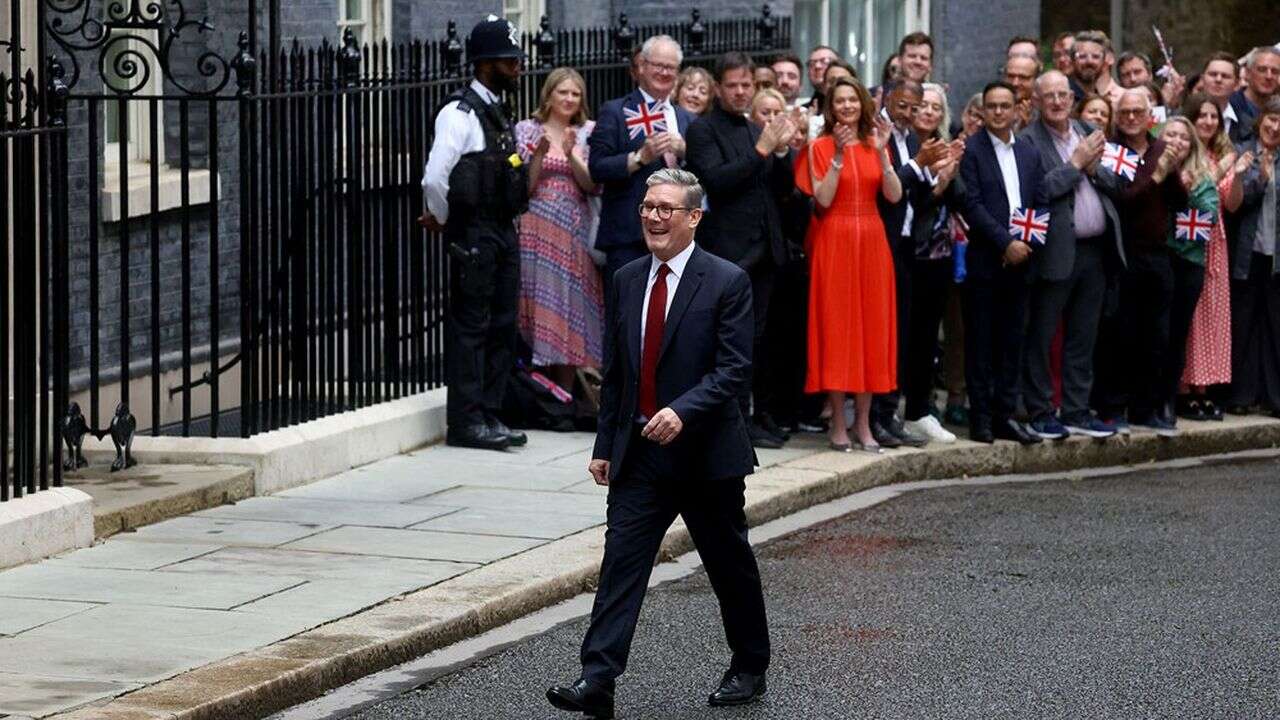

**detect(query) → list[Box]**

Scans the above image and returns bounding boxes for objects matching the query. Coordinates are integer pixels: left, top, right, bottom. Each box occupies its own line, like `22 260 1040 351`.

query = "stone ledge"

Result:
49 415 1280 719
79 388 448 496
0 488 94 571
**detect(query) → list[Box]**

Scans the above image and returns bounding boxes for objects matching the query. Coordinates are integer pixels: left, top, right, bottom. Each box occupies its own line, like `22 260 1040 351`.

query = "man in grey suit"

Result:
1019 71 1128 439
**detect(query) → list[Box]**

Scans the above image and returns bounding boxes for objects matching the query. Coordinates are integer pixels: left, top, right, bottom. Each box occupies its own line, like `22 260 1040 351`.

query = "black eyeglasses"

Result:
638 203 695 220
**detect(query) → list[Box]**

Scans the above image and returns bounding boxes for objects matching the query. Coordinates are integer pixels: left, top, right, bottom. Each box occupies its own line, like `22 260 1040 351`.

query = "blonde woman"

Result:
1157 115 1220 428
514 68 602 393
674 66 714 115
748 87 787 127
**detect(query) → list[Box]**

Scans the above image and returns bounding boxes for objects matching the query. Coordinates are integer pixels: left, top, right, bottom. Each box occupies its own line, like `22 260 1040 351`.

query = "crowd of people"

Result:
505 27 1280 452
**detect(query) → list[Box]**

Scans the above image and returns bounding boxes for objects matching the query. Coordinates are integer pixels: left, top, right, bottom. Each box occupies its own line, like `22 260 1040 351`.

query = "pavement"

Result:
345 456 1280 720
2 413 1278 719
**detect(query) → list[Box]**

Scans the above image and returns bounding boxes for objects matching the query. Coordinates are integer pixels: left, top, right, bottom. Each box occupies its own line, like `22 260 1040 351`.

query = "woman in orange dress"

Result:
795 76 902 452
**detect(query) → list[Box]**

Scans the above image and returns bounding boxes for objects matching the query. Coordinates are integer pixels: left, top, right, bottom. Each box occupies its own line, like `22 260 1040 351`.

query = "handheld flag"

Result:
1174 208 1214 244
624 100 668 140
1009 207 1050 246
1102 142 1141 181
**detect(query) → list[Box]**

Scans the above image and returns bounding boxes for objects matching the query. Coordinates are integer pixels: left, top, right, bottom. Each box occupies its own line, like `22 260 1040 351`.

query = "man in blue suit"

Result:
589 35 696 301
959 81 1047 445
547 169 769 717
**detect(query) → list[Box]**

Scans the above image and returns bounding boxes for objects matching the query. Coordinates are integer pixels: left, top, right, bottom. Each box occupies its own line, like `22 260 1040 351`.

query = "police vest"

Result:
441 86 530 223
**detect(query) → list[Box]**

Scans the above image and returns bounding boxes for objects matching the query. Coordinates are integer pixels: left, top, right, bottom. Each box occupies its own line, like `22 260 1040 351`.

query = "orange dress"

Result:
795 136 898 394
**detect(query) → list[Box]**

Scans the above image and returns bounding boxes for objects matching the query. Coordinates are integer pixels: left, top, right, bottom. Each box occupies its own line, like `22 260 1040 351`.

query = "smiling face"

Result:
1037 73 1074 126
887 86 922 129
639 41 681 100
962 102 985 137
677 78 711 114
982 86 1016 136
914 88 944 136
808 47 839 87
548 77 582 121
772 59 802 102
1249 51 1280 99
1053 36 1075 74
718 67 756 114
1160 121 1193 163
1073 40 1106 85
750 94 785 127
640 183 701 261
1115 92 1151 140
1259 112 1280 151
1079 97 1111 131
1004 56 1038 100
831 83 862 127
900 42 932 82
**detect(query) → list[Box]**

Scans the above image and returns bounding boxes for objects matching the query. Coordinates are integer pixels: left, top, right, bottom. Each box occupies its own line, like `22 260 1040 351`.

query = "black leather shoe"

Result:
870 421 903 449
708 670 767 707
446 423 511 451
886 416 928 448
756 412 791 441
547 678 615 718
749 423 785 449
993 418 1042 445
486 415 528 447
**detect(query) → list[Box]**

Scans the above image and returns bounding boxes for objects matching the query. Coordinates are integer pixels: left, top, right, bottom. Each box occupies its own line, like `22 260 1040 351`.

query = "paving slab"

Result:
192 496 459 529
409 486 607 517
51 538 223 571
276 468 461 503
280 525 545 564
67 464 255 540
0 672 139 718
127 516 336 547
409 505 605 540
161 546 472 588
0 598 97 637
231 580 444 621
0 564 302 609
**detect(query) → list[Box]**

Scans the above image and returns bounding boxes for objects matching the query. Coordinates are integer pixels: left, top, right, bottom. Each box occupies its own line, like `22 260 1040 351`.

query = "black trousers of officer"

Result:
445 219 520 429
580 430 770 686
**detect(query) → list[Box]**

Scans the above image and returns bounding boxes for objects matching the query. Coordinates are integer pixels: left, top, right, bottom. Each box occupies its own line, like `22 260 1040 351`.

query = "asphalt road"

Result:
347 457 1280 720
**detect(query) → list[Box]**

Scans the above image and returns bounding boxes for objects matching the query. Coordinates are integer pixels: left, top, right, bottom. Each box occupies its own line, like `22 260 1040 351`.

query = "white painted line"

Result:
267 447 1280 720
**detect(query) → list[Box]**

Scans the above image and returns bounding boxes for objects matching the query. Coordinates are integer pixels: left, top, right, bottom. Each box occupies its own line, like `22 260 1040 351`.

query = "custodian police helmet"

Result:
467 15 525 62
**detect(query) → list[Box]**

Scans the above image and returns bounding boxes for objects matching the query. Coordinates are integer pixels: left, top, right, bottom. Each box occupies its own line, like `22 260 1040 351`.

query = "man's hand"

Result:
914 138 947 168
1160 69 1186 107
418 212 444 233
639 132 673 164
1261 150 1276 183
641 407 684 445
1003 239 1032 266
588 459 610 487
668 133 686 159
1071 130 1106 170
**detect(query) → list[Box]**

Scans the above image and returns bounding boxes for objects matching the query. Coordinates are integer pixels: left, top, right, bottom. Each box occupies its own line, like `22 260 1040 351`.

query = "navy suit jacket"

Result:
593 245 757 482
960 130 1047 282
588 89 695 252
878 129 931 257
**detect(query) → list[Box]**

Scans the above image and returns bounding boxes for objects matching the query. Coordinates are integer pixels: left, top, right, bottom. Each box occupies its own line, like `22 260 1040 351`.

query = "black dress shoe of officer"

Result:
870 421 902 449
546 678 615 718
993 418 1042 445
969 418 994 444
446 423 510 451
708 670 767 706
486 415 528 446
886 416 928 447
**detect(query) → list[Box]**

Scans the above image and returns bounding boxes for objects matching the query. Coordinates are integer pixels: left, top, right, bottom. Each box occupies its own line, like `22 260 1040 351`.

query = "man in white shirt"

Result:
420 15 528 451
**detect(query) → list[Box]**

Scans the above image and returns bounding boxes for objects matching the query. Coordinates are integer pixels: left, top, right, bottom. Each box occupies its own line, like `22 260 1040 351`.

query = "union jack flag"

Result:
1174 208 1215 244
1101 142 1141 181
1009 207 1050 246
624 100 668 140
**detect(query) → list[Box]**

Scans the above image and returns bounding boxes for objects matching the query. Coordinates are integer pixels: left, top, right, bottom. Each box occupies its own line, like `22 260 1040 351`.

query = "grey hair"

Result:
921 82 952 141
641 35 684 66
1033 69 1069 94
646 168 704 208
1248 45 1280 69
1118 86 1152 110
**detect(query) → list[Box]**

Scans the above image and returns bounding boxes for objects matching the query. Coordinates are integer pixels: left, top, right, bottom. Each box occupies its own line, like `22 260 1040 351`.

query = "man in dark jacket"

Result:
686 51 799 448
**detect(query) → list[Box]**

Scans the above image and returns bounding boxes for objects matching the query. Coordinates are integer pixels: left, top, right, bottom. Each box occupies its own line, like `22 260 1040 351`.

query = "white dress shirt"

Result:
421 79 501 225
1223 102 1238 138
639 241 696 356
988 130 1023 216
890 123 934 237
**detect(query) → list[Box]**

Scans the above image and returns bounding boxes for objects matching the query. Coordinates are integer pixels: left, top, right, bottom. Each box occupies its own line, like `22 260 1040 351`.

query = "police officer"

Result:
421 15 529 451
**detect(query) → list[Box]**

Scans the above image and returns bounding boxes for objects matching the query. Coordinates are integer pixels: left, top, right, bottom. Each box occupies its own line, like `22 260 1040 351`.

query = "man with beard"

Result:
1072 31 1123 108
421 15 529 451
770 53 804 106
686 51 798 448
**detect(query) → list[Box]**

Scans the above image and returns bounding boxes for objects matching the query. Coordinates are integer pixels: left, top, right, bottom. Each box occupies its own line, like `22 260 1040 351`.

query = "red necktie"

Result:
638 263 670 419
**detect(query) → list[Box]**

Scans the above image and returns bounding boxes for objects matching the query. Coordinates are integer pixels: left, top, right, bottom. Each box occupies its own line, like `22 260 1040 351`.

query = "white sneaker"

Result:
905 415 956 443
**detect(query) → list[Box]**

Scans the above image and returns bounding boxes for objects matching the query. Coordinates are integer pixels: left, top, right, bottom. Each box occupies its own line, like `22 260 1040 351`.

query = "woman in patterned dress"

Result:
514 68 603 394
1178 95 1249 420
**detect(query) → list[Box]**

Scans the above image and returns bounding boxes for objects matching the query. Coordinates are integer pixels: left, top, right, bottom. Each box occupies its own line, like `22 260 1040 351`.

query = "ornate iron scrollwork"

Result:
43 0 237 95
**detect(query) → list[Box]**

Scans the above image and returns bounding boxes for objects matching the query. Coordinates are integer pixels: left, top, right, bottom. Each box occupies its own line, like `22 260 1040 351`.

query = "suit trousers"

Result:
580 431 771 686
873 239 914 424
962 271 1030 427
763 256 811 426
445 221 520 428
1023 241 1108 421
1228 252 1280 413
904 258 951 421
1116 250 1174 420
741 257 777 421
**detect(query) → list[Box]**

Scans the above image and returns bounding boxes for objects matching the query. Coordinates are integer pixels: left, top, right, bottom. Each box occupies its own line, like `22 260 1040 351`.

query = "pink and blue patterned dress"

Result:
514 119 604 368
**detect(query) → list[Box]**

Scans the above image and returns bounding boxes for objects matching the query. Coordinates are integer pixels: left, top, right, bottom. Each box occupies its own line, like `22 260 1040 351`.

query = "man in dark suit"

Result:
871 79 946 448
686 51 798 449
547 169 769 718
1019 70 1127 441
959 81 1046 445
589 35 696 303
